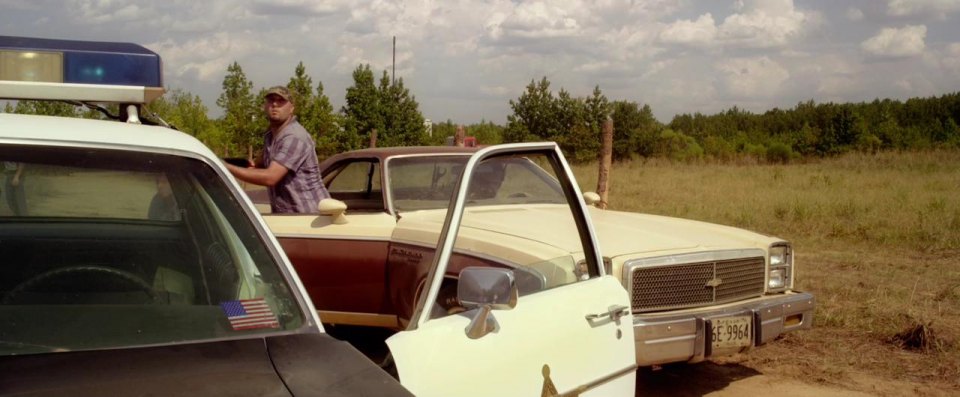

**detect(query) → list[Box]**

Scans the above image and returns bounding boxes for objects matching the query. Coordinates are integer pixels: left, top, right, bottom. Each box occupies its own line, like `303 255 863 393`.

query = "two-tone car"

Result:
0 36 637 397
252 145 815 367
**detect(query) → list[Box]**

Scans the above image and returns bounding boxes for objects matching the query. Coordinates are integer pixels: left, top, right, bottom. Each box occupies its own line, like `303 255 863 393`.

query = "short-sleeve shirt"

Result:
262 118 330 213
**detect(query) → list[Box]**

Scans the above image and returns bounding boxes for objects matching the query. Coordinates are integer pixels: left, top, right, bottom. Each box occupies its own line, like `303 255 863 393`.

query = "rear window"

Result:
0 144 304 355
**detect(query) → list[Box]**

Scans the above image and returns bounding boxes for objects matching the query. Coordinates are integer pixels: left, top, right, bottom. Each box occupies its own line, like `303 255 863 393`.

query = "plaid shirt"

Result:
263 118 330 213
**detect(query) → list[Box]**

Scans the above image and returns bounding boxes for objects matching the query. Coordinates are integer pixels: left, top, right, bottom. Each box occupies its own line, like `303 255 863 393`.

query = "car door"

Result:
260 158 400 327
386 143 636 397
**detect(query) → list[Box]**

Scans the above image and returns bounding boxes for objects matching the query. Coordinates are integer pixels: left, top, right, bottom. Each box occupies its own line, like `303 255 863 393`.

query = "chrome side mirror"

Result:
317 198 348 224
458 267 518 339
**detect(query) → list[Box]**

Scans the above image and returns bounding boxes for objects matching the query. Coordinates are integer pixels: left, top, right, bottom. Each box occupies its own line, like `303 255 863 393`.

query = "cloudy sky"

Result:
3 0 960 123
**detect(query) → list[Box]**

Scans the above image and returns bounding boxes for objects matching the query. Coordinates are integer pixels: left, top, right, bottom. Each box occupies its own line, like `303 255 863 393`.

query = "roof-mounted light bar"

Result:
0 36 164 104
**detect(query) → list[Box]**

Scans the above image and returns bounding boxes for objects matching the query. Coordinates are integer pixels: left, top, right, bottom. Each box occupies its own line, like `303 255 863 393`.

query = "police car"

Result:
0 36 637 397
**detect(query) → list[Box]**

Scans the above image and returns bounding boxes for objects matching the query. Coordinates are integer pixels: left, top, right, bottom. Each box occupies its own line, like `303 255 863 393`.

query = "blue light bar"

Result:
0 36 165 104
0 35 162 87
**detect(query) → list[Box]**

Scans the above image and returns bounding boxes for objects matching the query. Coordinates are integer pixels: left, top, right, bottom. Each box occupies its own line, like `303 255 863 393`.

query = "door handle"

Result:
585 305 630 325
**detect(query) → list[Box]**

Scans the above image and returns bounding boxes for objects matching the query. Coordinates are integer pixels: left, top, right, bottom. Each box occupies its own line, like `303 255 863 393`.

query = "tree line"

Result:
4 64 958 164
504 77 960 163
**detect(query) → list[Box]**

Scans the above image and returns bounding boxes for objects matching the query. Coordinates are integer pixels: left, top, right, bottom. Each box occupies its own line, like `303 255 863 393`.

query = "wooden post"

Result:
596 116 613 210
369 129 378 148
454 125 465 147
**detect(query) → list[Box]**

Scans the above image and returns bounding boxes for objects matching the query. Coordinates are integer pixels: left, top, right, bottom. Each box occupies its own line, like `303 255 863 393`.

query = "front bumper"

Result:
632 291 814 366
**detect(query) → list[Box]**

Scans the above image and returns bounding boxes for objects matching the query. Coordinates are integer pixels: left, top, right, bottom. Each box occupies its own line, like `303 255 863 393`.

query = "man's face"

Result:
263 94 294 123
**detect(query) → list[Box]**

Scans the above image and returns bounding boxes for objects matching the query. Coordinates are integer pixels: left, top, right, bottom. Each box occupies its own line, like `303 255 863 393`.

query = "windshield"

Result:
387 155 566 212
0 144 304 355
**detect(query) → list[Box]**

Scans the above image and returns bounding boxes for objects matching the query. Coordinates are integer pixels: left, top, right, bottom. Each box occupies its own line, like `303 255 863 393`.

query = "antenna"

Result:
392 36 396 86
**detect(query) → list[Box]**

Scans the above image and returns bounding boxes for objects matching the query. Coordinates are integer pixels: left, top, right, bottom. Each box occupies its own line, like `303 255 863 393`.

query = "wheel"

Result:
2 265 158 304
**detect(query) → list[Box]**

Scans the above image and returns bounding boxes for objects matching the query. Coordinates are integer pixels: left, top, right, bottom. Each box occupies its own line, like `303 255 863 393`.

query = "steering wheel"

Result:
2 265 158 304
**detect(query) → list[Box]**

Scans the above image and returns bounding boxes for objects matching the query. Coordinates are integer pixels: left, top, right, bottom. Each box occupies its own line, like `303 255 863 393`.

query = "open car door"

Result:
386 143 637 397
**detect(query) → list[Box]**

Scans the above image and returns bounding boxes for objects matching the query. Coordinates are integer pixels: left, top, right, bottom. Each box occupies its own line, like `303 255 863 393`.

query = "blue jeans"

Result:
3 174 27 216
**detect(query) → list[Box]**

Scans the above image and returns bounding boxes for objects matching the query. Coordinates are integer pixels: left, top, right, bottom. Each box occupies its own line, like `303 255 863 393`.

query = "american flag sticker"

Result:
220 298 280 331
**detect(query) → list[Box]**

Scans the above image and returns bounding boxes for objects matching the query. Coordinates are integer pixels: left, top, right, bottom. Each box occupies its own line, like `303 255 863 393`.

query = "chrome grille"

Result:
630 256 765 312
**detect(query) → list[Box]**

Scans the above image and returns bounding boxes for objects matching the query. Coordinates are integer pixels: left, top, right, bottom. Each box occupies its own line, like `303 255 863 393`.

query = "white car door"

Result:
386 143 636 397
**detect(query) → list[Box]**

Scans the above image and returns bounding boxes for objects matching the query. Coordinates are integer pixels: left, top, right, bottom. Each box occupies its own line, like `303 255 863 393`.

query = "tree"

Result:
504 77 558 143
377 73 426 147
286 62 341 158
470 120 504 145
216 62 260 157
308 81 343 158
612 101 660 159
12 100 79 117
147 89 220 148
341 64 381 149
553 88 594 162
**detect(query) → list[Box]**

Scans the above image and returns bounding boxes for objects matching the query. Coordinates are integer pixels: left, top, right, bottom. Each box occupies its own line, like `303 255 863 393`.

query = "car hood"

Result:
587 208 779 258
397 205 778 260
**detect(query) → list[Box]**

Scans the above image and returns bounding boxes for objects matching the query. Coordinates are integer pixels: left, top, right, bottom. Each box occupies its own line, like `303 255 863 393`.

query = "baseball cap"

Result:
264 86 293 104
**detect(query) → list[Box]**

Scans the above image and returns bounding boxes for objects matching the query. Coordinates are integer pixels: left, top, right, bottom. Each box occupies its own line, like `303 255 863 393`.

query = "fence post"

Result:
455 125 465 147
369 129 378 148
596 116 613 210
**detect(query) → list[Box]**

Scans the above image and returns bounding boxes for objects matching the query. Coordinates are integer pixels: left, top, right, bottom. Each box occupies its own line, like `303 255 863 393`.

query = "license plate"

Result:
711 316 752 350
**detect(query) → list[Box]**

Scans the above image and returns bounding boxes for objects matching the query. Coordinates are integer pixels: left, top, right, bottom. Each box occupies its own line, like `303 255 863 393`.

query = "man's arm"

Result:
226 161 288 187
11 163 24 186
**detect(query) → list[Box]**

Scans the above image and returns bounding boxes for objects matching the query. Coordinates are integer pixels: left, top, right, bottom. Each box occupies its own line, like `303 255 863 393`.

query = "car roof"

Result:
0 112 215 158
322 145 480 167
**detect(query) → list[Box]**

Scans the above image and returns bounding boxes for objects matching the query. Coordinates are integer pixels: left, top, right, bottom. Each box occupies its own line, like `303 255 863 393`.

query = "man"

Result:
225 86 329 213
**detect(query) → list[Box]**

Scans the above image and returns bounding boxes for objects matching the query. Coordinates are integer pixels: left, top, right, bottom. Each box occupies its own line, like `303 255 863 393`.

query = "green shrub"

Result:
767 142 793 164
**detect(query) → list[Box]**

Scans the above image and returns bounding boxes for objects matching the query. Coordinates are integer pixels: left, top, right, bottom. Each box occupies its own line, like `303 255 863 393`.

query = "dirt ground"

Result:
638 355 956 397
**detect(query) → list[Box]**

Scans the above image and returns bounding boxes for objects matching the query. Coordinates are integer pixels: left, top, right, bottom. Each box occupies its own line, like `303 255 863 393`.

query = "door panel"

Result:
386 144 636 397
279 237 390 314
387 276 635 397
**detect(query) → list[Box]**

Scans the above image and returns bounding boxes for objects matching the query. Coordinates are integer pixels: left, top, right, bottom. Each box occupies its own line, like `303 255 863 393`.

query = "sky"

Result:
2 0 960 124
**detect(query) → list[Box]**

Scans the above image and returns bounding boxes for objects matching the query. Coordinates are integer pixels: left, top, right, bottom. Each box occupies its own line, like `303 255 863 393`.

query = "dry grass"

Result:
572 150 960 390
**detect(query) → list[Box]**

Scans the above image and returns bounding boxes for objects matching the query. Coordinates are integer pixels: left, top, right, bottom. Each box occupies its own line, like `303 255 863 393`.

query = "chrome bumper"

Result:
632 291 815 366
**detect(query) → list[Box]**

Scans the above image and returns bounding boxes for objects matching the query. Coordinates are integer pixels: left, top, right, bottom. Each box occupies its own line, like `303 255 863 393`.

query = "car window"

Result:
429 153 595 319
388 156 465 211
325 160 384 211
327 160 381 194
387 155 566 213
0 144 304 356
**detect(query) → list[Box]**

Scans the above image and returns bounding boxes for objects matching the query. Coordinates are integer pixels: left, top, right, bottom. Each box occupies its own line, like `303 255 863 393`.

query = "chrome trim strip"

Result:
556 364 638 397
623 248 766 270
761 317 782 325
644 334 697 344
273 233 389 242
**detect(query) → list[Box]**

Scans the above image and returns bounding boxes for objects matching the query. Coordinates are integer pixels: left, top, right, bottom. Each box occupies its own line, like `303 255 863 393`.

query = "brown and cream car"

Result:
252 145 815 367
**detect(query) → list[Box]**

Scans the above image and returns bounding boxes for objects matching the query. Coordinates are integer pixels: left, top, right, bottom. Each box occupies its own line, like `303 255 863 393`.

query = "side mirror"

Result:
583 191 601 206
318 198 348 224
458 267 518 339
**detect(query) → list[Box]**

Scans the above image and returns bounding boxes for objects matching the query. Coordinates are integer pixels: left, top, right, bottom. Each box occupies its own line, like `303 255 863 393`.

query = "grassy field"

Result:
572 150 960 392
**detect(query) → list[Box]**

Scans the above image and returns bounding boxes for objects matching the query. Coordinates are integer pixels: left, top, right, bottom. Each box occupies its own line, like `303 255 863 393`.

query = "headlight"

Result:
768 268 786 289
770 245 790 266
768 243 792 292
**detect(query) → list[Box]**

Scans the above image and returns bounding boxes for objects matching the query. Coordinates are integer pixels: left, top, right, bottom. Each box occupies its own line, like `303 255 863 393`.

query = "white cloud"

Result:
718 0 809 48
940 43 960 75
847 7 864 21
861 25 927 58
490 1 582 40
887 0 960 18
659 13 717 46
480 85 510 96
146 33 265 80
716 56 790 98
